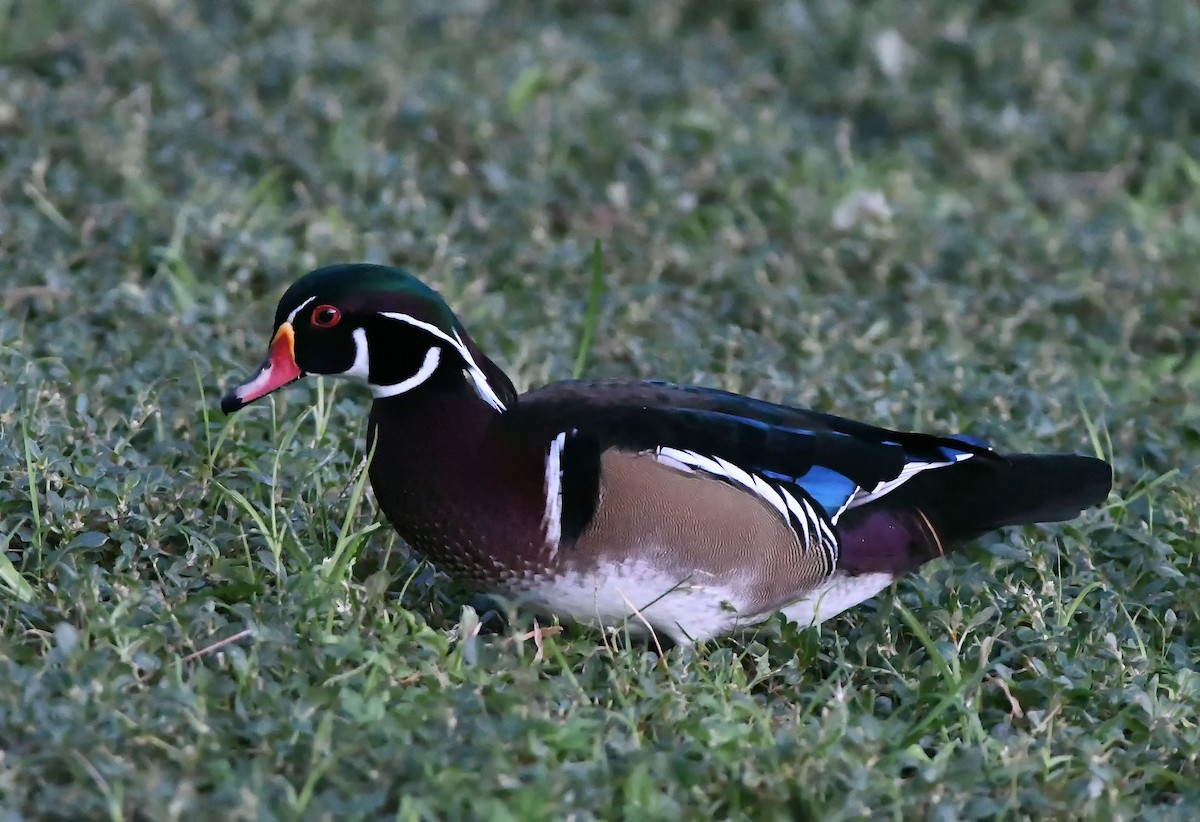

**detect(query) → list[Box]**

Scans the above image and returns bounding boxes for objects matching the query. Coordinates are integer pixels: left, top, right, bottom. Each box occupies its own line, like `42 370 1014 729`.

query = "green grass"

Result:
2 1 1198 818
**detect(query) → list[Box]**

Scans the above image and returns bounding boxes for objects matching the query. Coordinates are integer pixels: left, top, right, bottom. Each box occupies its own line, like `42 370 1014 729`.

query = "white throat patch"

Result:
344 328 371 380
372 346 441 399
339 328 442 399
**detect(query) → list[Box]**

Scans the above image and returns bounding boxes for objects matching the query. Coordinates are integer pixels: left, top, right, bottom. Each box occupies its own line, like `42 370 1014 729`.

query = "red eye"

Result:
311 304 341 328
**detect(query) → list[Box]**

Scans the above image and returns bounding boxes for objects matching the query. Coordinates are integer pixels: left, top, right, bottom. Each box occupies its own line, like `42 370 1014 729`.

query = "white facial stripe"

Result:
377 311 507 411
372 346 441 399
345 328 371 380
451 327 508 411
378 311 457 348
286 295 317 326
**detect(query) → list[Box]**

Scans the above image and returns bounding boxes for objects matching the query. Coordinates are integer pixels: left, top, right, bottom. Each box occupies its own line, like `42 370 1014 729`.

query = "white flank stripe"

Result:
749 474 788 518
378 311 507 411
714 456 756 491
714 456 788 518
651 447 844 561
654 448 696 474
543 432 567 557
781 489 811 548
656 449 783 513
806 497 836 549
680 451 727 477
372 346 441 398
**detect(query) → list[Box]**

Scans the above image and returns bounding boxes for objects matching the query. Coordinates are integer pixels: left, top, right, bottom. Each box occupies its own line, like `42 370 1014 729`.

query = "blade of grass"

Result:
0 517 35 601
572 239 605 379
217 483 281 566
893 599 959 686
269 404 314 564
322 436 382 586
20 421 43 565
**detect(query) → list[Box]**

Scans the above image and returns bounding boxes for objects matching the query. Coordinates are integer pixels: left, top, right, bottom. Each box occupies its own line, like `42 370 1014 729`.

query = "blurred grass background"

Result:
1 1 1197 818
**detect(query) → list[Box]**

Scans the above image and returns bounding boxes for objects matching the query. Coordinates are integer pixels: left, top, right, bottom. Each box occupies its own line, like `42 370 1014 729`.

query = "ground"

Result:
1 1 1198 819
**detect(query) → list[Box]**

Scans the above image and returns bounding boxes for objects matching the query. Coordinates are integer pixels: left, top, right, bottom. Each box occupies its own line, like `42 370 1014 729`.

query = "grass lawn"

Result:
2 1 1198 818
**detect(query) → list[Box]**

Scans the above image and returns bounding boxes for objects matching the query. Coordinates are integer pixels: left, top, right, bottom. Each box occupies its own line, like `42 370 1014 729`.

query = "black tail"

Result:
837 453 1112 576
936 453 1113 533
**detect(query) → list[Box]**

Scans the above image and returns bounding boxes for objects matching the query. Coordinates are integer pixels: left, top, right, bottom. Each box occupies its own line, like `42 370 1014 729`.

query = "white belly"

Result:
520 560 896 644
522 560 745 644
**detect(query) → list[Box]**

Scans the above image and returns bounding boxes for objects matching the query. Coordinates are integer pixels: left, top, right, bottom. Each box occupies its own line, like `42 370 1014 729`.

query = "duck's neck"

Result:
365 383 550 583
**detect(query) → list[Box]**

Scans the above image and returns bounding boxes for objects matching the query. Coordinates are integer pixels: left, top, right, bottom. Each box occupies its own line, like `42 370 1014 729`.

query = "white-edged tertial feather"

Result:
829 492 858 525
377 311 508 411
847 453 974 510
542 431 567 556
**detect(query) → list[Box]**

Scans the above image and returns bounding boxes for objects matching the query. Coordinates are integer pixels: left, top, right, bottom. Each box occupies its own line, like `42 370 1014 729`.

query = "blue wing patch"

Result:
797 465 860 517
762 465 858 519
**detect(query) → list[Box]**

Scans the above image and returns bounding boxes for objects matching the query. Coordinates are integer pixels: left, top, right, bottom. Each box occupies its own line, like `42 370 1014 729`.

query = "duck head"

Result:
221 264 515 414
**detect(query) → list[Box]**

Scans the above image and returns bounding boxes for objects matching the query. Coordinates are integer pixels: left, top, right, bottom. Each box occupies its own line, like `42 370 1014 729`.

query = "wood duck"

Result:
221 264 1113 644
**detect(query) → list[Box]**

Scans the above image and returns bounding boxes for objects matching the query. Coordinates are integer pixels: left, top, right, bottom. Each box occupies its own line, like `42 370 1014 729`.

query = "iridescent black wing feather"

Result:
512 379 1111 576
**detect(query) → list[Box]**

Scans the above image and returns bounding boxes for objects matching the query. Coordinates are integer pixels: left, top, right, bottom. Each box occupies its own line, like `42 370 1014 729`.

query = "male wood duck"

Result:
221 264 1113 644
